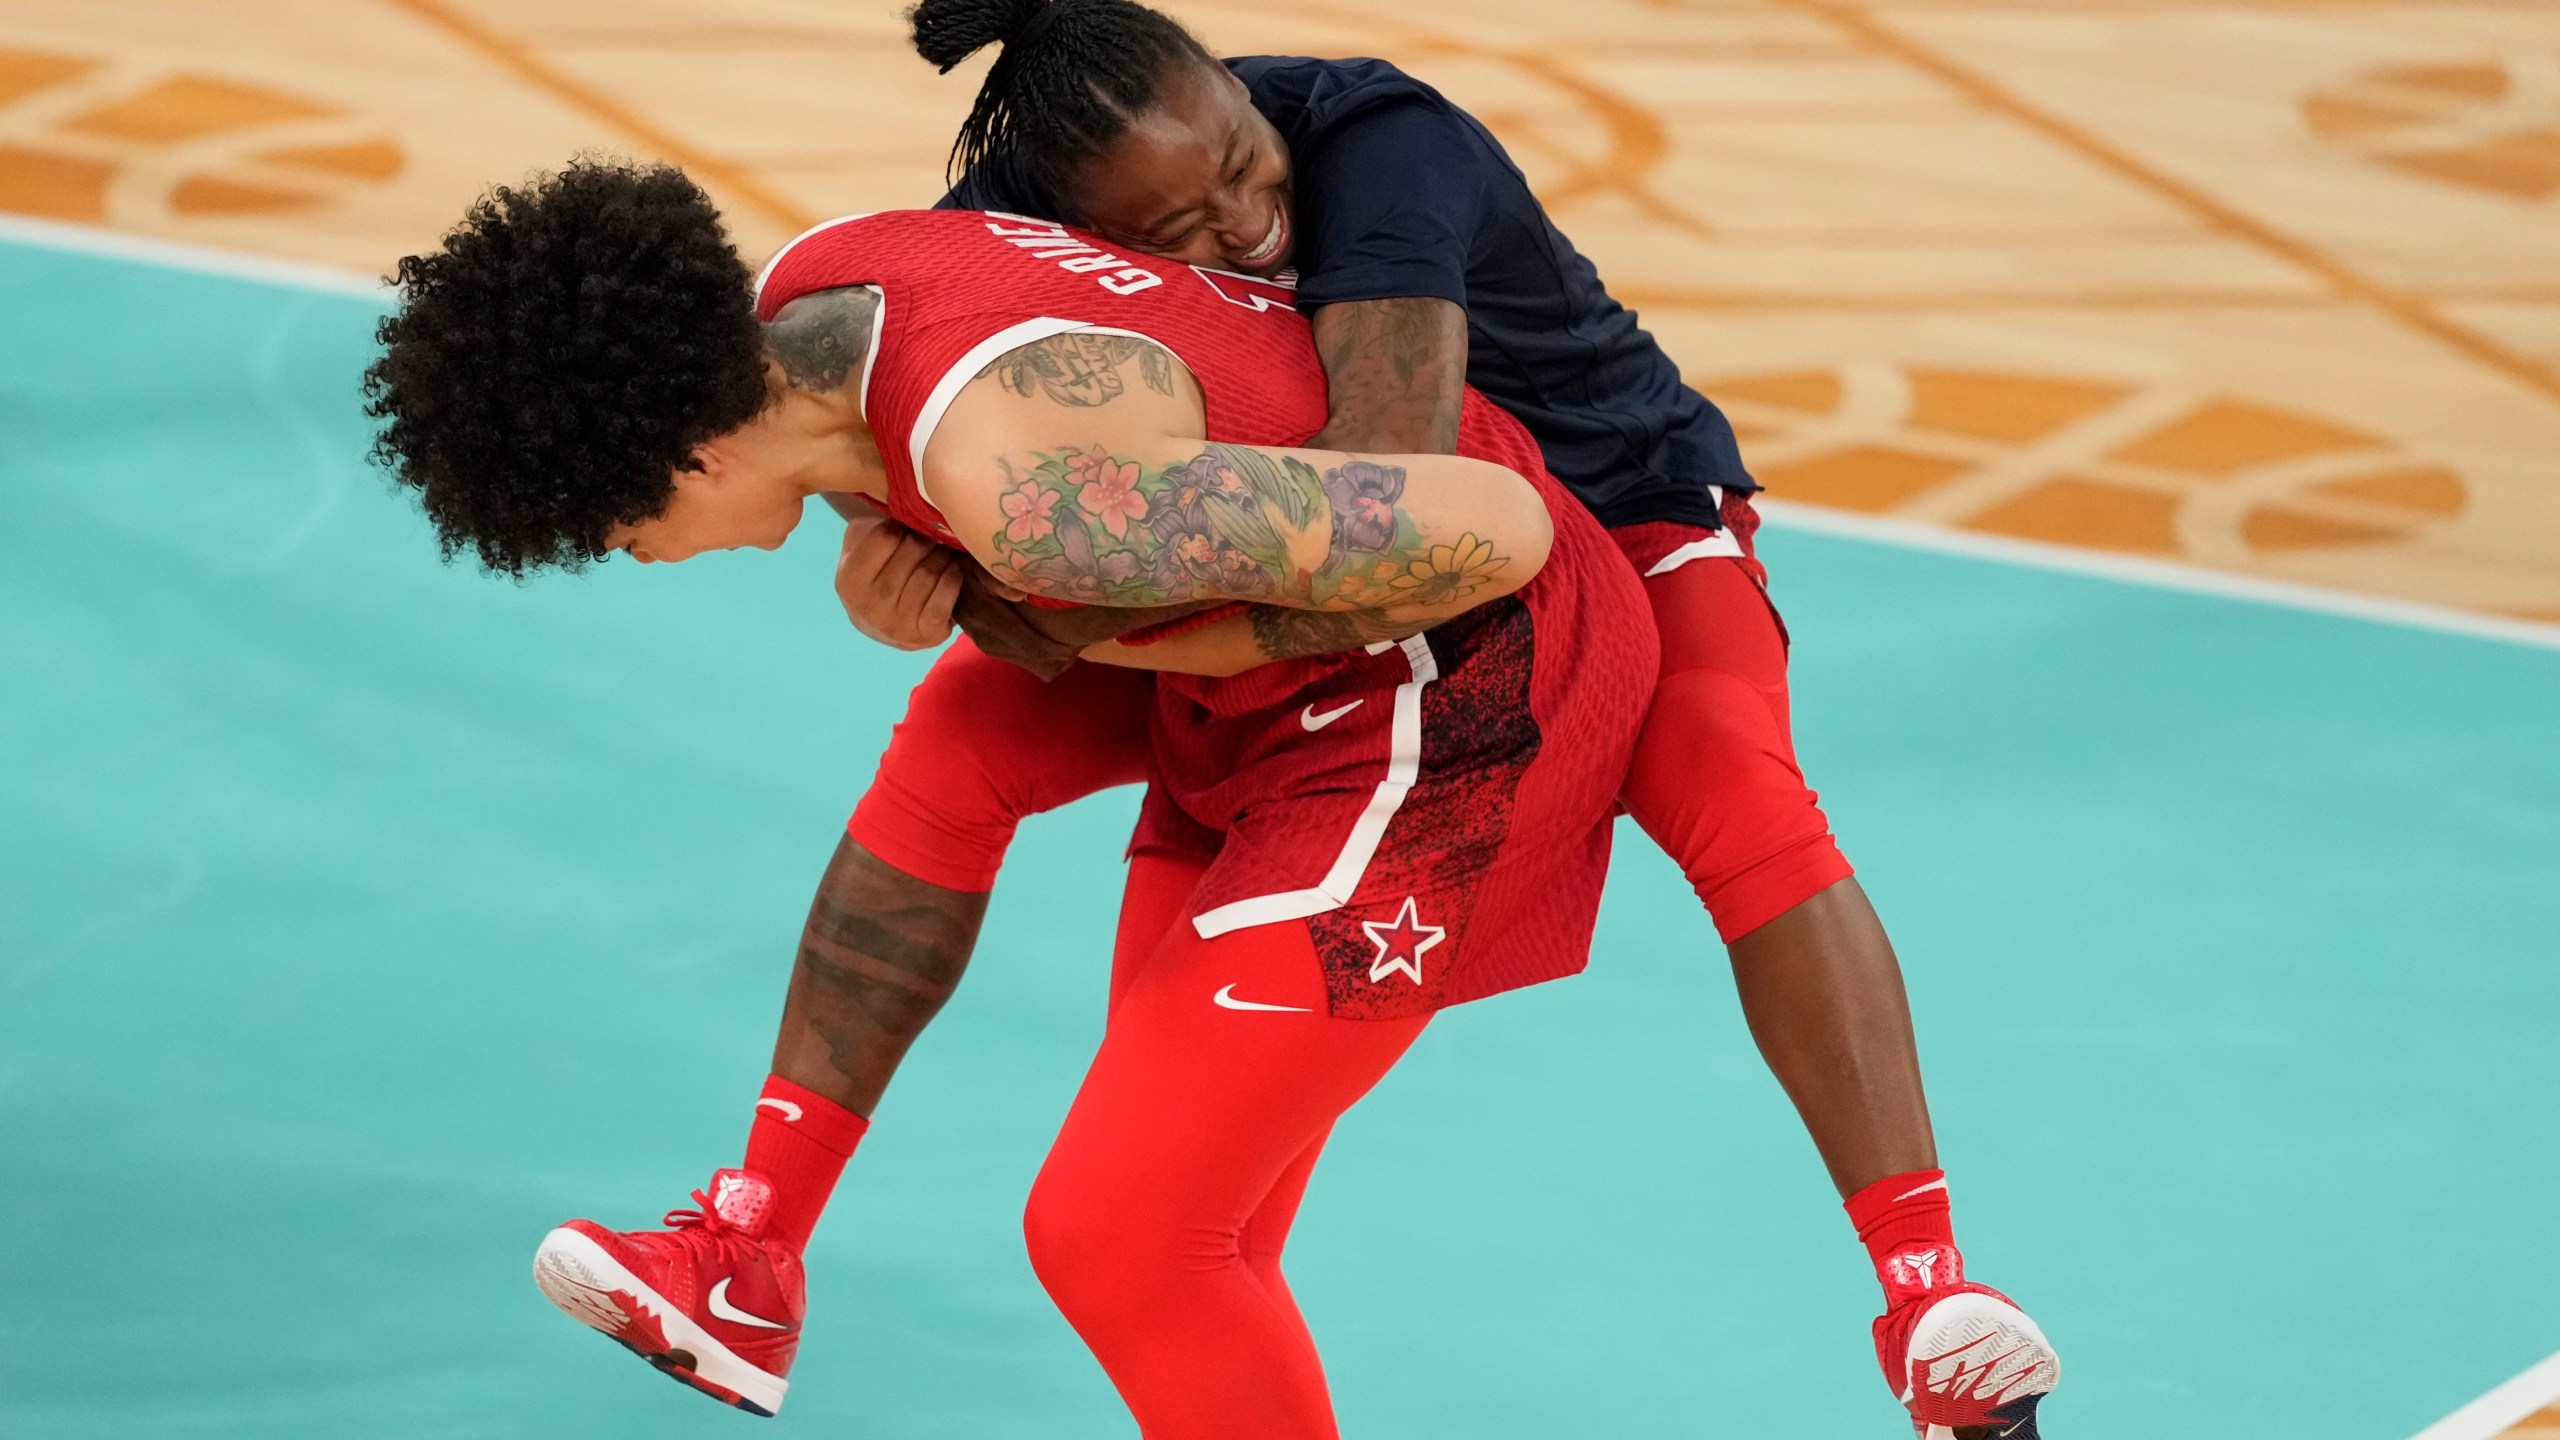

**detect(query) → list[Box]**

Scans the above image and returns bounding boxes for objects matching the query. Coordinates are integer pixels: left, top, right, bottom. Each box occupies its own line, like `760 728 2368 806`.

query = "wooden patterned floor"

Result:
3 0 2556 624
2 7 2556 1435
2511 1404 2560 1439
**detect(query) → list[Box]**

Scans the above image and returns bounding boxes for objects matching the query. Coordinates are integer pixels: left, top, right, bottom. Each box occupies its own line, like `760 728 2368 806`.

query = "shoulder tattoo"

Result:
766 286 881 393
977 333 1177 408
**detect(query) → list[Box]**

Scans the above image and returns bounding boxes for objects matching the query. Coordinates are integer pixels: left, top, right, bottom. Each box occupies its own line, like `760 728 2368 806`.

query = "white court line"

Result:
4 213 2559 658
2408 1349 2560 1440
1757 499 2560 654
0 213 386 299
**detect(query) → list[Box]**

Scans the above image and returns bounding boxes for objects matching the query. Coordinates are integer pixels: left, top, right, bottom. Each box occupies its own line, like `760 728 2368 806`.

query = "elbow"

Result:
1492 478 1552 598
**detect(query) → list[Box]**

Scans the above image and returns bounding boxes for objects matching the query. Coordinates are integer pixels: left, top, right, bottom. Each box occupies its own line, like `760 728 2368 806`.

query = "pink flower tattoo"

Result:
1068 447 1147 538
1001 480 1059 543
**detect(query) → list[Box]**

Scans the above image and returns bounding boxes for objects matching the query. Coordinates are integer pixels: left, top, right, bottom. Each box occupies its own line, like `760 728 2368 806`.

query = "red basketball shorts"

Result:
848 497 1849 996
1611 500 1855 943
1129 543 1655 1018
846 646 1155 895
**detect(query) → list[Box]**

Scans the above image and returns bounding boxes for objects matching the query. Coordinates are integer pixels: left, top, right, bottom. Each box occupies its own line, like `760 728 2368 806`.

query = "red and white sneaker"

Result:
532 1168 802 1417
1873 1243 2059 1439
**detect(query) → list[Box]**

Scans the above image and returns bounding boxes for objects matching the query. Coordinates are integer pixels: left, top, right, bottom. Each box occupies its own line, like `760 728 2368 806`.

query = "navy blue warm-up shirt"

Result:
944 55 1753 532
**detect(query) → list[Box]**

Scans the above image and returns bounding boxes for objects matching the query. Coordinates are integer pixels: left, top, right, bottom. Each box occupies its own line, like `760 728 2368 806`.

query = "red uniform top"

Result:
759 210 1654 1017
756 209 1581 700
758 210 1326 539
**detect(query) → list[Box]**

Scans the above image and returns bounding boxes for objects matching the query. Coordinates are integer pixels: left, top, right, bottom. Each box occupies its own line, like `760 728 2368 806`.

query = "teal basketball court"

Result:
4 229 2556 1438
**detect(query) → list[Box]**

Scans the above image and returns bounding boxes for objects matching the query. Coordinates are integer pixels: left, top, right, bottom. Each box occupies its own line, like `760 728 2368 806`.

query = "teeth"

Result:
1244 210 1283 263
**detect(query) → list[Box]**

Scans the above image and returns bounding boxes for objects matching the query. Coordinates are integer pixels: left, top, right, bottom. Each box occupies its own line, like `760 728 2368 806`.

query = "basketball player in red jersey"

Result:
366 161 1655 1435
685 2 2061 1435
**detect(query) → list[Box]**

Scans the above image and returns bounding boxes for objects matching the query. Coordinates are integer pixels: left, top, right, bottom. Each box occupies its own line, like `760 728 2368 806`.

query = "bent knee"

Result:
1023 1175 1236 1318
1622 669 1852 940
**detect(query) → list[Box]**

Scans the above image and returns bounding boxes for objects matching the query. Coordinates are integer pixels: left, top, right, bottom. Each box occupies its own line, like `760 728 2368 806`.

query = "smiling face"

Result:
1061 60 1296 277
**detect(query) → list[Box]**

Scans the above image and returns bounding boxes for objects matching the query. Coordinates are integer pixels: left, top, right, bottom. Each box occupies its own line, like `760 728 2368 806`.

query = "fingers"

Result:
896 540 963 629
951 576 1081 680
928 556 964 625
836 519 962 649
835 511 905 576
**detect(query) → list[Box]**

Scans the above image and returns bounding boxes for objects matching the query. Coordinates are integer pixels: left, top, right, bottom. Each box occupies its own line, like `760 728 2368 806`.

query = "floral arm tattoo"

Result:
986 441 1510 614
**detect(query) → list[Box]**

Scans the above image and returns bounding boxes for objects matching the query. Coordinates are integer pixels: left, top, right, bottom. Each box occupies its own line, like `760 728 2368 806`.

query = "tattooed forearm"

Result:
1246 604 1418 661
771 836 988 1113
950 555 1223 680
1308 296 1467 454
988 440 1508 612
766 285 881 393
976 333 1177 407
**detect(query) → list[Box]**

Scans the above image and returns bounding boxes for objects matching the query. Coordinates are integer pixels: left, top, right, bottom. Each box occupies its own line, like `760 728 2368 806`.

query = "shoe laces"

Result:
663 1189 739 1238
652 1182 768 1272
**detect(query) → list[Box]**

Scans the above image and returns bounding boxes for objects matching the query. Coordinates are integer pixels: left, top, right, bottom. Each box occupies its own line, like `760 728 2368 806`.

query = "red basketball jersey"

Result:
757 208 1339 547
756 209 1578 698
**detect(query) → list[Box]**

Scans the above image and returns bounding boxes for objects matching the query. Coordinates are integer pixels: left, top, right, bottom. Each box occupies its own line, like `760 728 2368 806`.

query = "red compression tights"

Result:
1026 851 1429 1440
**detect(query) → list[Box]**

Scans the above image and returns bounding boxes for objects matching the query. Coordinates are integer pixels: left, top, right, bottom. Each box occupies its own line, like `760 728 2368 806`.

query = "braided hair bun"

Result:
909 0 1048 72
906 0 1216 195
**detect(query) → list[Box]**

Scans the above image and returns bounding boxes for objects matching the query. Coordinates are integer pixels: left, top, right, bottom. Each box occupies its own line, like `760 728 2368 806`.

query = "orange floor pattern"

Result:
1 0 2554 621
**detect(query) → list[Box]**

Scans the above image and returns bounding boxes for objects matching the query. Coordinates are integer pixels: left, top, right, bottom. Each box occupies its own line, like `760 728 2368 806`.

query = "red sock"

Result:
743 1075 868 1252
1844 1167 1960 1301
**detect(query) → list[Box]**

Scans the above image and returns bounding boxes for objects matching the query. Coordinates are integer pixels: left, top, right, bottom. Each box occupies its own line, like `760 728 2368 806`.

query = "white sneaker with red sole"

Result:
532 1168 802 1417
1872 1243 2059 1439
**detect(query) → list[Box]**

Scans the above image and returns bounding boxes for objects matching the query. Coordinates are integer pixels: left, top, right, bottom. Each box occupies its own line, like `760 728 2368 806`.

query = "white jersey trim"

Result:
1191 634 1440 939
852 283 887 425
751 214 874 300
908 316 1090 531
1188 262 1297 290
751 218 887 422
1641 487 1742 574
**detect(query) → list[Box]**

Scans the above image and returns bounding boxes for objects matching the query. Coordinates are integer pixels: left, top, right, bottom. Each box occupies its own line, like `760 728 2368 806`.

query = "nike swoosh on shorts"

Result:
1300 699 1363 731
1212 984 1313 1013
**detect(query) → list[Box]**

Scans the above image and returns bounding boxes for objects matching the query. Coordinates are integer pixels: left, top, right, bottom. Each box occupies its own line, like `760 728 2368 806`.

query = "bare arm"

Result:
1078 602 1432 677
1080 298 1469 673
1081 297 1478 673
920 333 1549 626
786 301 1207 672
830 509 1211 680
1304 296 1469 455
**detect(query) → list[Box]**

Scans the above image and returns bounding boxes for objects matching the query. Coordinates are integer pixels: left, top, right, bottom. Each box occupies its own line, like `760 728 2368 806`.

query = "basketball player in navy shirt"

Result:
828 2 2061 1431
945 55 1751 539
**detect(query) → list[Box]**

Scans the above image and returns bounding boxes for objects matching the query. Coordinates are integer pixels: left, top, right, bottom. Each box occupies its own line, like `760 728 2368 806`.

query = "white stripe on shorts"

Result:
1190 634 1440 938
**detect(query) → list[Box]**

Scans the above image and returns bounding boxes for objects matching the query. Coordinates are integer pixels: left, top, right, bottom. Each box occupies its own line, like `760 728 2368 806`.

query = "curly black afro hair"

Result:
363 160 769 576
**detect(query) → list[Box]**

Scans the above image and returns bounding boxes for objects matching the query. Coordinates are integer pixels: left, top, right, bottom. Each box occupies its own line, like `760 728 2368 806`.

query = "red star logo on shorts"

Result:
1360 896 1445 985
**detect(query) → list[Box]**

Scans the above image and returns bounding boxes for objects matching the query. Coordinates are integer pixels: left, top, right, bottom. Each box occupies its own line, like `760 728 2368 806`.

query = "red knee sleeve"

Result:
1618 549 1854 943
849 643 1156 892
